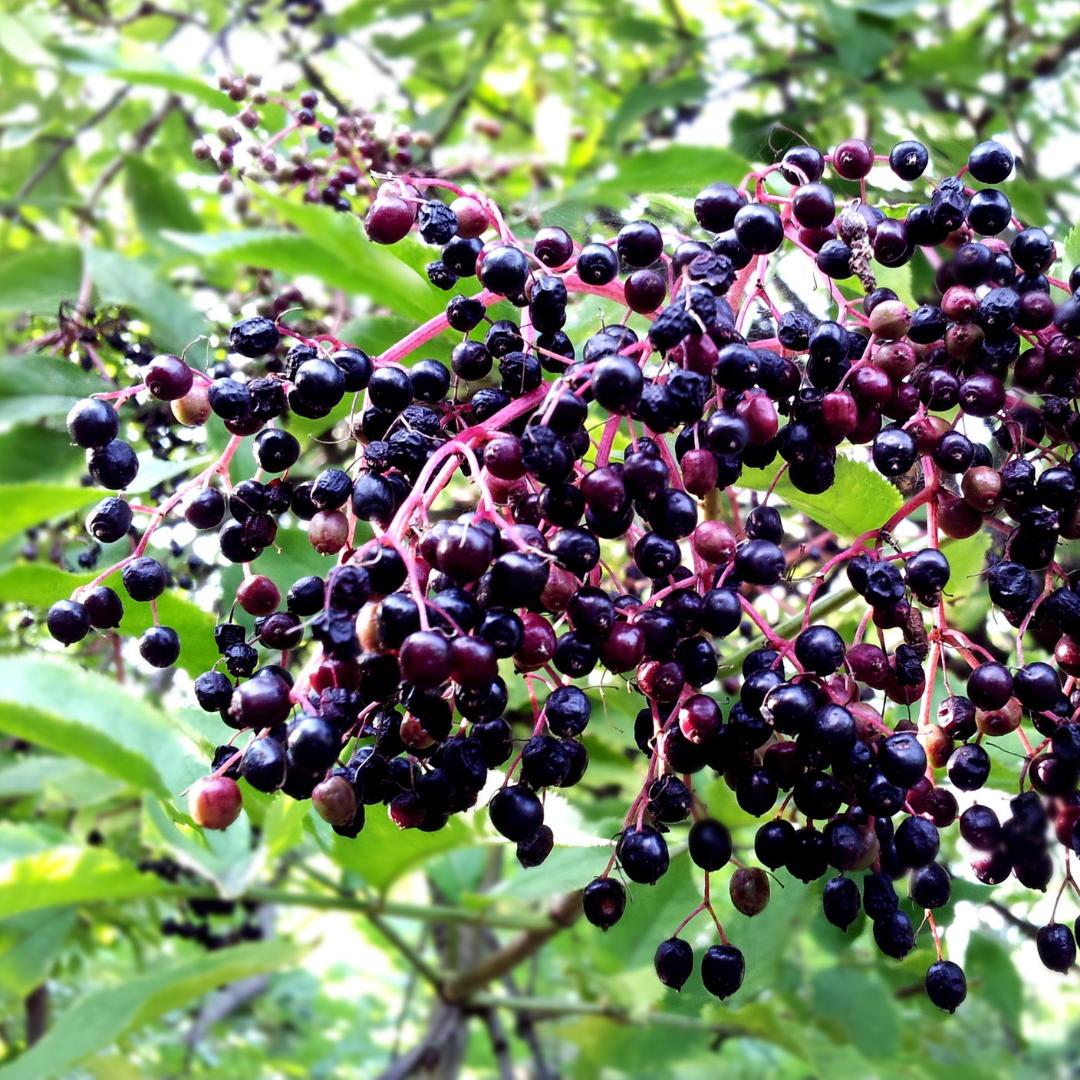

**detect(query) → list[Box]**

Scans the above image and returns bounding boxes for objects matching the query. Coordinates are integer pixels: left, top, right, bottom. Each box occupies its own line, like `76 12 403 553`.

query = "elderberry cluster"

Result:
43 132 1080 1013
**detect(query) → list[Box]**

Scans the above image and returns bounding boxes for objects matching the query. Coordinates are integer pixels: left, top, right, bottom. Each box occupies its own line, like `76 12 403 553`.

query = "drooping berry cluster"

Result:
45 131 1080 1012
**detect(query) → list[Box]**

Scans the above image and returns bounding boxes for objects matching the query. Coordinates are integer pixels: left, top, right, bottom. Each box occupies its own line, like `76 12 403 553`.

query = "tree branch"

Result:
442 890 582 1002
17 85 130 200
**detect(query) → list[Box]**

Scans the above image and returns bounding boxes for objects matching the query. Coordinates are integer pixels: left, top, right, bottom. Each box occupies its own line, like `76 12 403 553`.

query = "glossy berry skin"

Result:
616 220 664 267
84 586 123 629
139 625 180 668
488 784 544 842
694 182 747 232
967 662 1013 710
968 140 1014 184
701 944 745 999
46 599 91 644
1036 923 1076 973
582 876 626 930
654 937 694 990
688 818 732 870
145 354 194 401
794 624 845 675
478 243 529 296
947 743 991 791
617 825 669 884
925 960 967 1012
822 876 862 931
189 775 243 830
89 440 140 489
877 731 928 789
67 398 119 448
576 243 620 285
889 140 929 181
733 203 784 254
873 909 915 959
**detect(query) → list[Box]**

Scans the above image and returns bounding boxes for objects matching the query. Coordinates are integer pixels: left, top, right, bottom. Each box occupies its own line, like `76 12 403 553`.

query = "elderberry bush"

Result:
44 124 1080 1012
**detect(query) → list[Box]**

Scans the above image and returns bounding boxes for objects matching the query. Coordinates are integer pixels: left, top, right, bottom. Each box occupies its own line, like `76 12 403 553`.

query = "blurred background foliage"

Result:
0 0 1078 1077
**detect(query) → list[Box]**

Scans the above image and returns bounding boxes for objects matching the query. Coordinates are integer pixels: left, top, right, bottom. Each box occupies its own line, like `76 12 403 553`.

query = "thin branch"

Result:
83 95 181 213
468 991 748 1037
442 890 582 1002
18 85 131 200
174 883 561 931
481 1008 514 1080
985 899 1040 941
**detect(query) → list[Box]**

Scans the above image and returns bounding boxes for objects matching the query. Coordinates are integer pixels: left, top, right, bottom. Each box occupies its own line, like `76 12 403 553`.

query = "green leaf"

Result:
84 247 204 356
323 800 474 893
569 146 752 203
609 75 709 145
0 354 105 427
965 932 1022 1021
143 798 257 897
250 189 444 321
123 154 202 235
0 940 307 1080
0 483 96 546
0 658 205 800
0 564 218 678
941 530 990 608
0 246 82 315
1064 224 1080 280
0 427 83 482
810 965 901 1060
0 908 77 996
740 455 903 540
105 68 236 112
0 845 171 921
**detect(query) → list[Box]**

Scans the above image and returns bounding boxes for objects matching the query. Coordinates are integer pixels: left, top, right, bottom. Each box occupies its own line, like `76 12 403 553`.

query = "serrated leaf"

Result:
740 454 903 540
84 247 204 356
0 658 205 800
0 940 306 1080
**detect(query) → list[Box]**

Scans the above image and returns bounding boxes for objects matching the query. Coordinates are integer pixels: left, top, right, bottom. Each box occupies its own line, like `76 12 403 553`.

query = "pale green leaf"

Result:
0 846 171 920
0 941 307 1080
0 658 205 800
740 454 903 540
84 247 204 356
0 908 77 996
0 246 83 315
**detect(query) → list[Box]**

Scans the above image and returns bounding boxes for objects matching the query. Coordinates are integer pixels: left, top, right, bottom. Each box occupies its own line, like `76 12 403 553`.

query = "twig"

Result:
442 891 582 1001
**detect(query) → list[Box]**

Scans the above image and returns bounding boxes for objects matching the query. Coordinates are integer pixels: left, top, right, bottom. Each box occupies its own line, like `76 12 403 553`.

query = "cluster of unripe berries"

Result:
44 131 1080 1010
192 83 421 200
